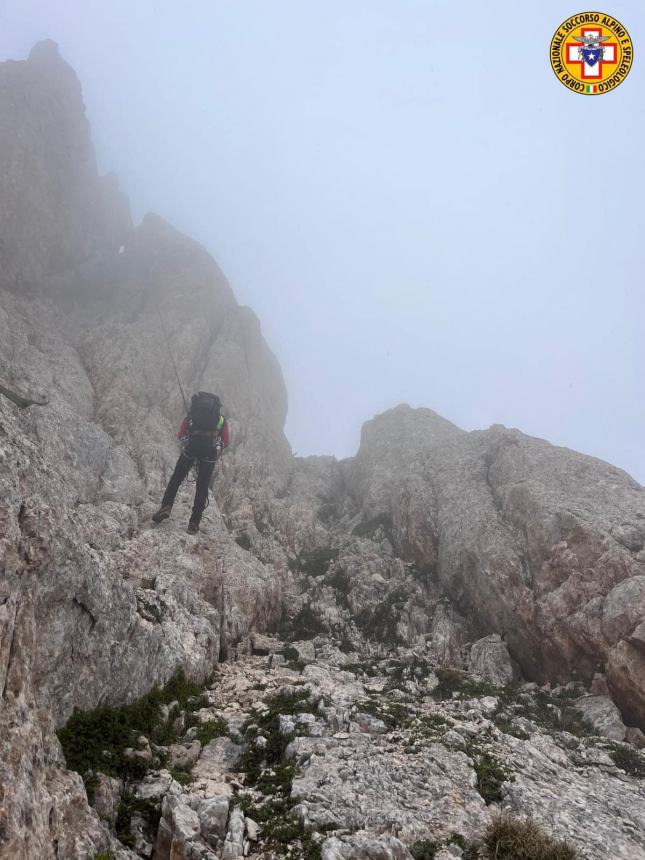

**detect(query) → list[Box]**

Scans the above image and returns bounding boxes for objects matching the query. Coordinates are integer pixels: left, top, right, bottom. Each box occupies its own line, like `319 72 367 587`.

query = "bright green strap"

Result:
217 415 225 429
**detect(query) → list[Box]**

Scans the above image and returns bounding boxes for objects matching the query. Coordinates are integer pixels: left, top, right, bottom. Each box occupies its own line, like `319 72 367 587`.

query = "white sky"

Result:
1 1 643 482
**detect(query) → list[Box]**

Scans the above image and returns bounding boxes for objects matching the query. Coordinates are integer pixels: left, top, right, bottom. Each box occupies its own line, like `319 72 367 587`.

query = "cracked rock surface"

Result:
104 641 645 860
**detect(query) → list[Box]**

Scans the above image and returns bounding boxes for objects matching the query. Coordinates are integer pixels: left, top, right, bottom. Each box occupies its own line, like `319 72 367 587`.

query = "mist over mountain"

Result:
1 43 645 860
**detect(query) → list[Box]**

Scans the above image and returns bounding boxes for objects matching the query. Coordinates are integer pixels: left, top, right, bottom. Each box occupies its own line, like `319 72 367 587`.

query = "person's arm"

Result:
177 416 189 440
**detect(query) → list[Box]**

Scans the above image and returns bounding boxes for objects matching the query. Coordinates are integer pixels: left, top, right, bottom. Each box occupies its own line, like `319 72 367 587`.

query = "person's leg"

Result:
160 451 194 509
189 456 216 527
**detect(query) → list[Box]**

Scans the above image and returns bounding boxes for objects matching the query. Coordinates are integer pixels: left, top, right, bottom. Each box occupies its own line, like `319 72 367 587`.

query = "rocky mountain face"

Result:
1 42 644 860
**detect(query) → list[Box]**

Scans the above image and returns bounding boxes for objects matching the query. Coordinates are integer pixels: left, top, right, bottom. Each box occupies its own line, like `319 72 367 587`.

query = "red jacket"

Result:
177 416 230 448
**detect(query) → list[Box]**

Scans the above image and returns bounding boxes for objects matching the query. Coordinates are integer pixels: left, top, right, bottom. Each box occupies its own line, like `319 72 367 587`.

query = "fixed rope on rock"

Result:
156 308 200 483
156 307 189 414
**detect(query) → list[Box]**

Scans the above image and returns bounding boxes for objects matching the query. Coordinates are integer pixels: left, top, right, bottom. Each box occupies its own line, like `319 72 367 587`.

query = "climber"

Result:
152 391 230 534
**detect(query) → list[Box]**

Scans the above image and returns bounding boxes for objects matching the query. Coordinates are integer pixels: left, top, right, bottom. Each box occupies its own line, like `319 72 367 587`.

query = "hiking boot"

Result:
187 520 200 535
152 505 172 523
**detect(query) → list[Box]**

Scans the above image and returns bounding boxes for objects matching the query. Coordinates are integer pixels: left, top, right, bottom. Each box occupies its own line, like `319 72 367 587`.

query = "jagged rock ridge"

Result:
1 41 644 860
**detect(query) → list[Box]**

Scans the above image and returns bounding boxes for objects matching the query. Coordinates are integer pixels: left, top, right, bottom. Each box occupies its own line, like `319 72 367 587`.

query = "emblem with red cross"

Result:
566 26 618 79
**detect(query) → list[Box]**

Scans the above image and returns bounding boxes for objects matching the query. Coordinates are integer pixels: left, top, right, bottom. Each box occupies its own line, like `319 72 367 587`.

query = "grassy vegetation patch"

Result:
241 688 312 785
191 716 229 746
432 668 498 701
384 656 435 690
357 696 413 730
115 793 162 848
409 839 438 859
169 768 192 786
608 743 645 778
524 691 591 737
430 671 592 741
57 671 205 784
480 814 578 859
238 688 327 859
494 717 530 740
408 713 451 742
465 738 514 804
281 646 306 672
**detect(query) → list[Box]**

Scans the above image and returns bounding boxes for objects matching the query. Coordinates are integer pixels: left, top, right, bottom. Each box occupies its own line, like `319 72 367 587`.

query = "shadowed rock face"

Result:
1 40 645 860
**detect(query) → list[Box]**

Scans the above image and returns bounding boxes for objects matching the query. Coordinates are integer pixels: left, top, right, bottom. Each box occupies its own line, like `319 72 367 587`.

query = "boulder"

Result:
468 634 515 686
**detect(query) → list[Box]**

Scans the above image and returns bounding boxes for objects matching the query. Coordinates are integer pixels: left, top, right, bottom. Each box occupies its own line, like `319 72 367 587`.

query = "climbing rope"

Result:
156 308 189 414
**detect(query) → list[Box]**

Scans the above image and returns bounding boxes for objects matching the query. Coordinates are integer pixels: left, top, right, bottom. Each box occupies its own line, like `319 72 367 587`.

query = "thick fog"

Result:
1 1 643 481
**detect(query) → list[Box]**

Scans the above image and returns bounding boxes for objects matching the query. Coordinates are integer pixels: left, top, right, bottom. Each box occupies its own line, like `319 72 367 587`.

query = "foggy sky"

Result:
1 1 643 482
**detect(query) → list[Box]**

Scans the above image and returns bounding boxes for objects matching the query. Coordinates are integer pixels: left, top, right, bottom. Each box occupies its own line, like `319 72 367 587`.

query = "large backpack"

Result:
189 391 221 434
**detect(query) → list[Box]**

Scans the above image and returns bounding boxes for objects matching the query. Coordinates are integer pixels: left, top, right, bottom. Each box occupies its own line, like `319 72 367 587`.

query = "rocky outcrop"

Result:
104 639 645 860
345 406 645 724
0 42 292 859
0 40 131 299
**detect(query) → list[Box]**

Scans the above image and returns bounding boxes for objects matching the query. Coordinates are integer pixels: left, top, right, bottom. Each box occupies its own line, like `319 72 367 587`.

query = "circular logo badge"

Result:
550 12 633 94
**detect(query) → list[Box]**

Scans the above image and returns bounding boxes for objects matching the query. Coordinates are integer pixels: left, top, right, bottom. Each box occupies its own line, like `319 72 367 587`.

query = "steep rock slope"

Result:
0 42 293 859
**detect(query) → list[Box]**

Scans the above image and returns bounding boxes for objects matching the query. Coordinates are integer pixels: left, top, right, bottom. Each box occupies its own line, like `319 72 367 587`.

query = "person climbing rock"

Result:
152 391 230 533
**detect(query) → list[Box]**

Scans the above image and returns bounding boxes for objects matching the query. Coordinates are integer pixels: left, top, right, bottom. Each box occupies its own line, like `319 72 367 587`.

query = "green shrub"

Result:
57 670 205 784
432 668 497 701
494 717 529 740
357 697 412 730
480 814 577 859
169 768 192 786
241 688 311 786
409 839 437 859
465 740 514 804
608 743 645 778
281 646 306 672
115 794 162 847
238 688 323 858
192 716 229 745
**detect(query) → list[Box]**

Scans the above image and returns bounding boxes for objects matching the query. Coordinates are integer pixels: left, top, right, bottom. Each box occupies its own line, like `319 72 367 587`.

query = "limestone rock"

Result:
155 795 201 860
92 773 123 827
469 634 516 685
321 835 414 860
573 695 627 741
169 740 202 771
221 807 245 860
193 797 230 848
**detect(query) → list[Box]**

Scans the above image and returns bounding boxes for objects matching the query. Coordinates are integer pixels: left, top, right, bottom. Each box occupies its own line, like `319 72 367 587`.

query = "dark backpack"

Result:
189 391 221 434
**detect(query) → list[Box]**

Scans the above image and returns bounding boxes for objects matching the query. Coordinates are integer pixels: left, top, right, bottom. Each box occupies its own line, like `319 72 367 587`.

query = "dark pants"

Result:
161 439 217 524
